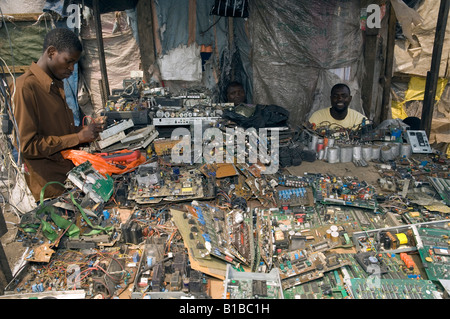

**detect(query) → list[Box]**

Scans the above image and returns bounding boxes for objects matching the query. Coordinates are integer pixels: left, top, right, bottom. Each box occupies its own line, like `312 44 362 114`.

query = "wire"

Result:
200 16 222 36
0 8 16 79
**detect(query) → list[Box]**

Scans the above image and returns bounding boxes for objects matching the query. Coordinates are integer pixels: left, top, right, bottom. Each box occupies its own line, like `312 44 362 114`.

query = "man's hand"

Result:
77 122 104 144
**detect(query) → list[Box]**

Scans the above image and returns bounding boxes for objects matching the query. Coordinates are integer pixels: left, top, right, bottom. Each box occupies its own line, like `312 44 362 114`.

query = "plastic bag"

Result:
223 104 289 129
61 149 147 176
391 0 423 44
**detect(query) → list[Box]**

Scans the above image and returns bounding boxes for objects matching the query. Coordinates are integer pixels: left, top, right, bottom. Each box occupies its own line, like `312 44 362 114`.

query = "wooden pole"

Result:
136 0 156 84
92 0 110 105
361 27 379 120
420 0 450 137
380 3 397 123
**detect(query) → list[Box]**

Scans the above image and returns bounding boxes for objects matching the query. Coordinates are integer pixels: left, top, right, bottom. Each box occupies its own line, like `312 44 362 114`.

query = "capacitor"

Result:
362 145 373 161
310 135 319 152
102 210 110 220
317 138 324 152
381 145 394 162
352 145 362 160
389 142 401 158
371 144 381 161
340 145 353 163
383 235 392 249
331 231 339 242
327 146 340 164
323 146 329 161
234 212 244 224
327 138 335 147
318 149 325 160
400 143 412 159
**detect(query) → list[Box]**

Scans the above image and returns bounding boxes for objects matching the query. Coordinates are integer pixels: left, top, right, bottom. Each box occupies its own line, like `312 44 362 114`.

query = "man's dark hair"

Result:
227 81 244 92
43 28 82 53
331 83 351 95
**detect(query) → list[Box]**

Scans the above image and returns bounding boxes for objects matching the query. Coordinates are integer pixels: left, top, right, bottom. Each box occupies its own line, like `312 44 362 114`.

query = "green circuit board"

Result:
283 270 349 299
349 278 441 299
416 225 450 281
341 252 423 280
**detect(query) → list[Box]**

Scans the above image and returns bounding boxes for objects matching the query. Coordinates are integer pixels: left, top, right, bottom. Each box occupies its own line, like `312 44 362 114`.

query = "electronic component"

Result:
103 125 159 152
314 175 378 211
96 119 135 149
276 248 352 289
66 161 114 203
428 177 450 205
223 264 284 299
121 219 143 245
405 130 432 153
152 116 220 126
276 186 315 208
255 208 274 271
354 252 389 275
416 224 450 281
99 119 135 140
349 278 442 299
127 166 215 204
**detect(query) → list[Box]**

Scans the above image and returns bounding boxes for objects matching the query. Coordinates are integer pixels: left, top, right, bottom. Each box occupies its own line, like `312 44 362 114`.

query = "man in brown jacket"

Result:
14 28 103 201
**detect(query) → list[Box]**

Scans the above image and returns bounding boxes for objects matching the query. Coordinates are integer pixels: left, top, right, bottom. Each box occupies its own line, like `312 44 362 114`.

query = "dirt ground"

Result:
0 160 383 287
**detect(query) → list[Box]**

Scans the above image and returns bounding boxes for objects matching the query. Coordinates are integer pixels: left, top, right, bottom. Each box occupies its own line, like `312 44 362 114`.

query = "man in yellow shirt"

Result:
308 83 366 129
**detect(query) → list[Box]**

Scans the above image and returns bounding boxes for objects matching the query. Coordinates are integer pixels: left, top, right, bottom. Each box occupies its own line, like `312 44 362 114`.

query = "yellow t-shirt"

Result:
308 107 366 129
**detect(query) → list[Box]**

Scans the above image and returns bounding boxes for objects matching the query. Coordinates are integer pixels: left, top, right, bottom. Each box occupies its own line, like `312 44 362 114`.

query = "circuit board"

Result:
275 186 315 207
170 208 212 262
352 224 419 254
172 204 254 267
342 252 423 280
349 278 441 299
67 161 114 203
277 251 352 289
226 210 253 266
224 265 284 299
283 271 349 299
225 278 284 299
128 166 214 204
255 208 274 270
428 177 450 205
416 224 450 281
313 175 378 211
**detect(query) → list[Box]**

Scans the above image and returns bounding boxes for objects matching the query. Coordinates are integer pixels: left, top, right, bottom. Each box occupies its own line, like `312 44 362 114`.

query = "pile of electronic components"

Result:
2 90 450 300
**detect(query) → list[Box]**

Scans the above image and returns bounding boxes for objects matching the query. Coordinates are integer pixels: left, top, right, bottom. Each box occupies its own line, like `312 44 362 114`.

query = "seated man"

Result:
308 83 366 129
226 81 246 106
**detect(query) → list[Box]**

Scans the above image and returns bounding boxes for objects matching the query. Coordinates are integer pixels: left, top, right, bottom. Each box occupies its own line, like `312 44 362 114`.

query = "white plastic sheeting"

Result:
158 44 203 82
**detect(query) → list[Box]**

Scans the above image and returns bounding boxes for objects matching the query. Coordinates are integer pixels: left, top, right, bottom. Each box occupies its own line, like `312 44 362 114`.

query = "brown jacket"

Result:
13 62 82 201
